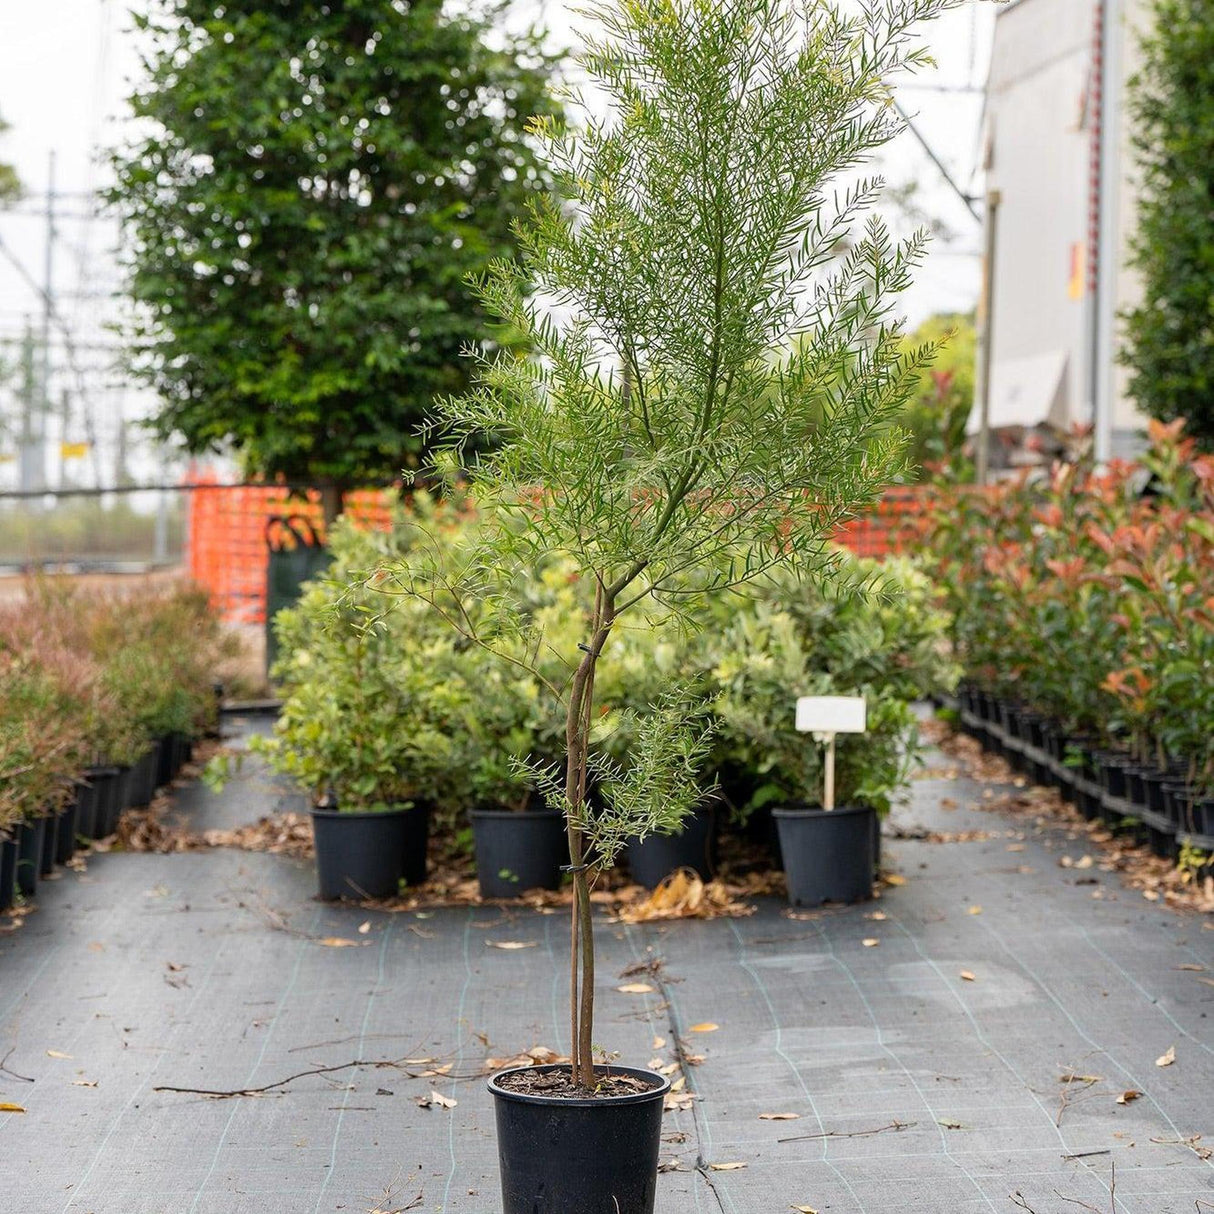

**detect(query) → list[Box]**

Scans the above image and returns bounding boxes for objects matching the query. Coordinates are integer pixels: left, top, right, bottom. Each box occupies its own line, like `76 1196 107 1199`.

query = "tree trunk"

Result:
319 483 345 532
563 583 615 1088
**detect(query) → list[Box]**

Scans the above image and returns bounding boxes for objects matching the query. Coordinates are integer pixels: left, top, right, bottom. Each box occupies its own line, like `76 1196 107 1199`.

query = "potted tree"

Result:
383 0 962 1208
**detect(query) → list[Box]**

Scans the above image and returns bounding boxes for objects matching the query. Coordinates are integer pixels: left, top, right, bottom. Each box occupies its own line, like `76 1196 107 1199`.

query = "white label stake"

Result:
795 696 867 812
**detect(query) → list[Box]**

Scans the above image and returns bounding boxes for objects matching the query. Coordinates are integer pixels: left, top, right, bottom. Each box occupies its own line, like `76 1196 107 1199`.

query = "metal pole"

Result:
1093 0 1122 465
823 734 837 812
40 152 55 476
975 190 1001 486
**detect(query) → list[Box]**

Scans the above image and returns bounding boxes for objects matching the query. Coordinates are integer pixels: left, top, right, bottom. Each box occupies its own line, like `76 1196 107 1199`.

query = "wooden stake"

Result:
823 733 836 811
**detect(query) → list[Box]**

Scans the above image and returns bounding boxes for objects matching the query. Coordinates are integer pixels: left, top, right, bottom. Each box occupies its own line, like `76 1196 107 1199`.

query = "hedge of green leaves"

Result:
261 497 957 828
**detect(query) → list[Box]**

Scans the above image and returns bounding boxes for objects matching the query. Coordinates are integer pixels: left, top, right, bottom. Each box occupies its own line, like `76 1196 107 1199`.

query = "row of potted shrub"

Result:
925 419 1214 863
0 581 234 911
236 497 958 906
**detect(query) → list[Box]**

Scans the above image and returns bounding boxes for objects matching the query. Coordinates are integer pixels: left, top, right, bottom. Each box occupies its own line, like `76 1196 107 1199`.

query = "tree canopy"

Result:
0 111 19 203
1123 0 1214 446
110 0 562 508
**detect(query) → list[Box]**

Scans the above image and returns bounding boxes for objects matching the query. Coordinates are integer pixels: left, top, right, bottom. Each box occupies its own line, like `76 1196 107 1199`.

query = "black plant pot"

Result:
39 810 59 877
86 766 123 838
55 795 80 866
0 834 17 912
488 1064 669 1214
128 743 162 809
311 804 430 901
72 780 99 843
16 817 44 897
626 807 715 889
470 808 567 899
773 804 876 906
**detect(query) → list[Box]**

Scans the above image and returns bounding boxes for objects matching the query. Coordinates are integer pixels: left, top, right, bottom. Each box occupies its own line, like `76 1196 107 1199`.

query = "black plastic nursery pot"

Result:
488 1064 670 1214
38 811 59 877
72 780 99 844
470 808 567 899
128 742 162 809
626 807 715 889
0 834 16 912
311 804 430 901
16 817 44 897
85 766 122 838
773 804 877 906
55 795 80 866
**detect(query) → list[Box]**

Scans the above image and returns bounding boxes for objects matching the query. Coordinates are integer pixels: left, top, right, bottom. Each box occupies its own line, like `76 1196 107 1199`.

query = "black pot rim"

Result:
487 1063 670 1108
469 807 565 822
772 804 873 820
311 805 422 821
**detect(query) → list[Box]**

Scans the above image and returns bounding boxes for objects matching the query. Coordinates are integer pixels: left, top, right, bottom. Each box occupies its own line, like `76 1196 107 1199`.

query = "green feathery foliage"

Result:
382 0 963 1086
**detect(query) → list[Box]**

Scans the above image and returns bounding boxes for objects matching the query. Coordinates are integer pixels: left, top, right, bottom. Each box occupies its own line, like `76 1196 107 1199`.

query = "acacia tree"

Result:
386 0 960 1087
1123 0 1214 446
110 0 561 519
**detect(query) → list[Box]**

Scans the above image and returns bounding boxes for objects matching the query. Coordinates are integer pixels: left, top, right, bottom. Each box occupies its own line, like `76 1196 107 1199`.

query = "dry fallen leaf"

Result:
688 1022 718 1033
357 921 371 935
708 1161 747 1171
71 1080 98 1088
862 938 880 948
938 1118 965 1130
46 1050 72 1060
866 911 888 921
959 970 976 982
316 937 360 948
884 874 907 887
418 1089 457 1110
487 941 536 950
758 1112 800 1121
791 1206 819 1213
652 1035 667 1050
1176 964 1205 972
617 982 655 995
1155 1046 1176 1068
966 905 983 916
1116 1090 1142 1105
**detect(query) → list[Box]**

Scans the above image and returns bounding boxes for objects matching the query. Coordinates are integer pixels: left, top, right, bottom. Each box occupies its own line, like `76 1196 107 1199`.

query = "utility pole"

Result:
975 191 1001 487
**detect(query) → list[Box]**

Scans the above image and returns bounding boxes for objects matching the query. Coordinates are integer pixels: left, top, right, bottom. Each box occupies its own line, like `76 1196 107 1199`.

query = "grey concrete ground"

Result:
1 721 1211 1214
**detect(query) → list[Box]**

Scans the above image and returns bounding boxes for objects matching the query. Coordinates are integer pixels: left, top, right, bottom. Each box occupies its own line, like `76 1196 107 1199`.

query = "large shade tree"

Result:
110 0 561 518
1123 0 1214 446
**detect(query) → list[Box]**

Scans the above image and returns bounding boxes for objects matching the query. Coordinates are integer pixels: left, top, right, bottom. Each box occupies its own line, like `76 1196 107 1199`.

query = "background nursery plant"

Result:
379 0 967 1096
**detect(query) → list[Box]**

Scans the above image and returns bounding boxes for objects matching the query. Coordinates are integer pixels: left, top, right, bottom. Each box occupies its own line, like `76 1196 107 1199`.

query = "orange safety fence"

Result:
186 469 930 624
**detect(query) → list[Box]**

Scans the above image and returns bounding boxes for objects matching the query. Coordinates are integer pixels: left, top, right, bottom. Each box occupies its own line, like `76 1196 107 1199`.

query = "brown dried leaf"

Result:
708 1161 747 1171
1176 964 1205 972
1155 1045 1176 1068
316 937 360 948
487 941 536 950
71 1080 98 1088
791 1207 819 1213
758 1112 800 1121
966 905 983 916
688 1022 718 1033
959 970 976 982
357 921 371 935
884 874 907 887
617 982 656 995
862 938 880 948
46 1050 72 1059
1116 1090 1142 1105
0 1103 25 1113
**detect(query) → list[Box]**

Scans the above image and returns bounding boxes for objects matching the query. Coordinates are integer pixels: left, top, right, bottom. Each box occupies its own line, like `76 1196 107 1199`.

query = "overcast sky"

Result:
0 0 995 481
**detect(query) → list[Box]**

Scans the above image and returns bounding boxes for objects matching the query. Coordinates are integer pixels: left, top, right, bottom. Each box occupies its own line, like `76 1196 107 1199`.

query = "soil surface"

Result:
1 715 1212 1214
493 1065 659 1100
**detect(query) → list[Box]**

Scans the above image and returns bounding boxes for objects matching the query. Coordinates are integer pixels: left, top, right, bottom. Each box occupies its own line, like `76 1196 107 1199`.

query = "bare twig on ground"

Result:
777 1120 915 1144
0 1047 34 1083
1010 1194 1039 1213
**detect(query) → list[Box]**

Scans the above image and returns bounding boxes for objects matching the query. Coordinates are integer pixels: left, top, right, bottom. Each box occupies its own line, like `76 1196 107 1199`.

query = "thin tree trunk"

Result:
319 483 345 531
563 581 614 1088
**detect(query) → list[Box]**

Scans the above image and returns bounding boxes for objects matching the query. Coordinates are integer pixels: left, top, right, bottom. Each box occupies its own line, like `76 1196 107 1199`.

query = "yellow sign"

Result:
60 442 90 460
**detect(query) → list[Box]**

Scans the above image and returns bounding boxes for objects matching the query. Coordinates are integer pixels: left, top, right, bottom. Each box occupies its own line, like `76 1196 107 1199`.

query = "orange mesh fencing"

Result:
186 470 929 624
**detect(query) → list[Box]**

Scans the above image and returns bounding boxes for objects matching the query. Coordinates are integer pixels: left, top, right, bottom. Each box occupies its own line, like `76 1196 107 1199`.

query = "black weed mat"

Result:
1 725 1212 1213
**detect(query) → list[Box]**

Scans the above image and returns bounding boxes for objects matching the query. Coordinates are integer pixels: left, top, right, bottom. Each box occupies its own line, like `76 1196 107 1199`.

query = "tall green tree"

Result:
1123 0 1214 446
110 0 561 518
386 0 961 1086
